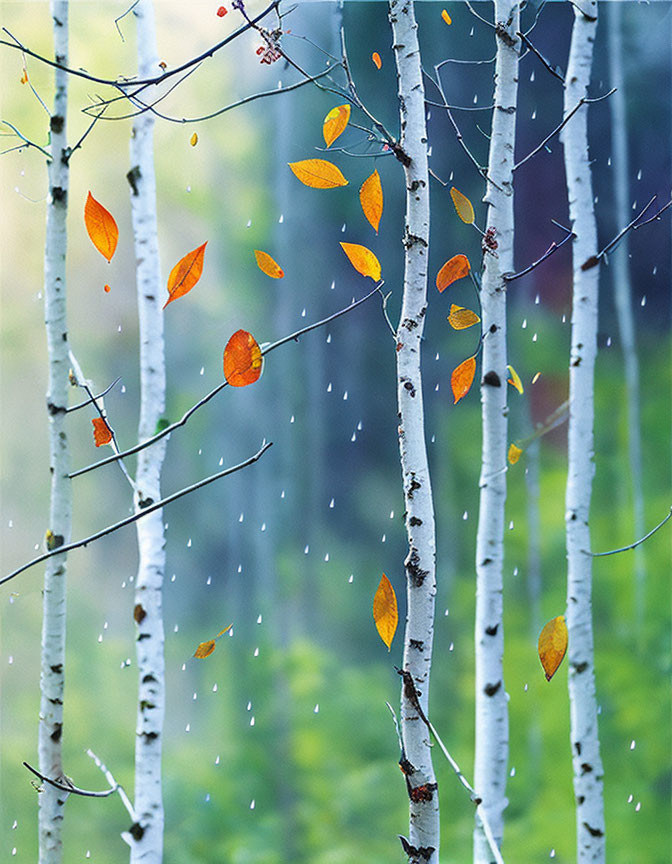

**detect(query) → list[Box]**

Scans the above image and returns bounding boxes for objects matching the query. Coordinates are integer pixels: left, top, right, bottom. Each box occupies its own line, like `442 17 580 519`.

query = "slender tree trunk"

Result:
127 2 167 860
389 2 439 861
38 2 71 861
606 1 646 644
560 2 606 861
473 4 519 861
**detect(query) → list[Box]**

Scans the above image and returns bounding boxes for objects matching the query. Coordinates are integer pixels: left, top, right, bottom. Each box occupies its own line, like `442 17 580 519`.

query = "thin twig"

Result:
464 0 496 29
504 224 575 281
632 197 672 228
586 506 672 558
114 0 140 42
66 377 121 412
426 99 495 113
23 762 118 798
0 120 51 160
86 749 135 819
517 31 564 81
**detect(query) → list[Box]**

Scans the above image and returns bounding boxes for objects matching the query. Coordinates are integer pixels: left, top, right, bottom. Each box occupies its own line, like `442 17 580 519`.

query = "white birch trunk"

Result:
389 2 439 860
606 2 646 642
473 4 519 861
560 2 606 861
128 2 167 860
39 3 71 861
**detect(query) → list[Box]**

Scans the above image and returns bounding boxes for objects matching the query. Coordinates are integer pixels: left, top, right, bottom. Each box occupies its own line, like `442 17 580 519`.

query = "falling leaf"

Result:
254 249 284 279
508 443 523 465
340 242 381 281
507 364 524 394
223 330 263 387
288 159 348 189
84 192 119 263
163 241 207 309
436 253 470 292
373 574 398 651
532 371 541 384
190 132 198 146
451 356 476 404
216 5 228 16
450 186 475 225
538 616 568 681
323 104 351 148
194 640 216 659
372 52 382 70
104 284 111 293
360 169 383 233
448 304 480 330
92 417 112 447
441 9 452 24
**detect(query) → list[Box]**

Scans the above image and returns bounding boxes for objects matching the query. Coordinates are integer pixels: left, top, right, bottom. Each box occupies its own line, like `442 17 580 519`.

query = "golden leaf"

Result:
164 242 207 309
508 443 523 465
450 186 475 225
451 356 476 404
436 253 471 292
92 417 112 447
194 640 216 659
223 329 263 387
340 242 381 281
323 104 351 148
448 304 480 330
288 159 348 189
373 574 398 651
507 364 524 395
254 249 284 279
360 169 383 234
190 132 198 146
538 616 568 681
84 192 119 263
441 9 452 24
372 52 382 70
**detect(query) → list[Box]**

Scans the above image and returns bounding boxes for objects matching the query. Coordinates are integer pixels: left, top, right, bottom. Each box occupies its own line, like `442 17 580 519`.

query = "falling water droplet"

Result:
257 614 262 624
348 574 354 583
329 498 335 508
510 766 516 777
630 740 636 750
462 511 468 520
327 382 332 393
250 799 256 810
279 213 284 223
215 755 220 765
185 723 190 733
253 647 259 657
381 534 386 543
250 716 255 726
239 513 244 523
324 553 330 562
304 545 309 554
261 523 266 532
636 168 642 180
200 366 204 376
314 704 320 713
343 390 348 400
187 538 192 548
213 683 218 692
522 318 527 329
341 223 346 233
640 295 646 307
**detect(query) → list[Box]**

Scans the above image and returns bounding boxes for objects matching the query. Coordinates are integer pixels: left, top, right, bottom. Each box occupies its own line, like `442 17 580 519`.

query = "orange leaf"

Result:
190 132 198 146
84 192 119 263
538 616 568 681
223 329 263 387
104 284 111 293
507 364 524 395
194 640 216 659
92 417 112 447
448 304 480 330
340 242 381 281
323 104 351 148
451 356 476 404
372 52 382 70
373 574 398 650
254 250 284 279
508 443 523 465
20 68 28 84
441 8 452 24
164 242 207 309
360 169 383 234
450 186 475 224
288 159 348 189
436 253 470 292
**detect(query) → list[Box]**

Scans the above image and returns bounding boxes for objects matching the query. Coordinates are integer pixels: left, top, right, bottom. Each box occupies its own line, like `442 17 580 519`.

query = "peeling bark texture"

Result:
473 4 519 862
389 2 439 861
39 3 71 861
560 2 605 862
129 2 167 861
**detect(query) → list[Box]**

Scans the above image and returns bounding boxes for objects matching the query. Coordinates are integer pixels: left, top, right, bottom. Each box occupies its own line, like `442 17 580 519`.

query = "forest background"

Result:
0 1 670 862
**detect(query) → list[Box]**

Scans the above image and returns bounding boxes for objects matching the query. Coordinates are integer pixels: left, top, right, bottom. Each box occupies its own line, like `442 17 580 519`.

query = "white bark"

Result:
606 2 646 642
473 4 519 862
389 2 439 861
39 2 71 861
560 2 606 861
128 2 167 860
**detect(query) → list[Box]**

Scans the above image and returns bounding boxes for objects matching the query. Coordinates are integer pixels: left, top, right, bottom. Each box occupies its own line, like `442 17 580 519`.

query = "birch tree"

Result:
473 4 520 861
39 2 71 861
560 1 606 860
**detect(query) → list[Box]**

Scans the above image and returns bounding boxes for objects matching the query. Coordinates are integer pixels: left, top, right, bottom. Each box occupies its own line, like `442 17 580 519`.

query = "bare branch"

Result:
632 196 672 228
586 506 672 558
24 762 119 799
517 30 564 81
1 120 51 160
66 377 121 413
464 0 496 29
504 224 575 281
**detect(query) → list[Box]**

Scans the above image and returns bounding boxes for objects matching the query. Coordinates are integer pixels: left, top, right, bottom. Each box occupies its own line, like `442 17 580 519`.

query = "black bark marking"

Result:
399 757 416 775
482 371 501 387
142 674 157 684
485 624 499 636
399 836 435 861
50 723 63 742
142 731 159 742
409 781 438 802
484 681 502 697
127 166 141 196
572 661 588 674
50 664 63 674
582 822 604 838
575 741 582 756
581 255 599 271
50 115 64 134
405 547 429 587
489 323 498 334
129 822 145 841
409 516 423 527
409 639 424 651
580 762 593 774
138 496 155 509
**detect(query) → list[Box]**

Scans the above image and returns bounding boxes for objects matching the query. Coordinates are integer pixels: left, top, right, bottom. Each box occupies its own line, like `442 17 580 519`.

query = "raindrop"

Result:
530 70 535 82
279 213 284 223
532 333 538 342
12 821 17 830
212 683 218 692
508 520 514 530
237 565 243 573
606 336 612 347
635 802 641 812
428 145 432 156
524 683 528 692
8 519 13 528
534 294 540 305
510 767 516 777
261 523 266 532
329 498 335 508
462 511 468 521
247 701 252 710
185 723 190 733
301 308 306 318
98 634 103 643
630 740 636 750
357 420 363 431
431 434 435 444
193 692 198 701
636 168 642 180
640 295 646 307
173 624 179 633
330 280 336 291
281 490 285 499
215 755 220 765
435 352 440 361
351 432 357 442
324 553 329 562
104 621 109 630
607 156 611 166
435 384 439 392
449 642 454 651
627 794 633 803
381 534 386 543
652 266 657 276
187 538 192 548
473 94 478 104
326 334 332 343
199 366 204 376
181 664 186 671
449 170 454 182
12 850 16 857
290 415 295 424
341 223 346 233
632 200 638 210
239 513 244 523
205 793 210 803
8 656 13 665
348 574 354 583
257 614 262 624
531 109 536 120
469 26 474 36
250 799 256 810
562 314 566 324
390 510 395 519
327 382 332 393
246 219 252 228
444 609 449 616
550 851 555 859
513 567 518 576
198 448 202 456
343 390 348 400
304 545 309 554
186 185 191 193
522 318 527 329
313 704 320 714
206 576 212 585
250 716 255 726
253 647 259 657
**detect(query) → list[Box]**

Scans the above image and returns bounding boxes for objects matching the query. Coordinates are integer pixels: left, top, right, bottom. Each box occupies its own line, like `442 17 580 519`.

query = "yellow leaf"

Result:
538 616 568 681
360 169 383 234
323 104 351 148
450 186 475 225
451 356 476 404
441 9 452 24
254 249 284 279
507 364 524 394
508 443 523 465
288 159 348 189
448 304 480 330
164 242 207 308
372 52 382 70
340 242 381 281
373 574 398 650
84 192 119 263
190 132 198 146
532 371 541 384
436 254 470 292
194 640 216 659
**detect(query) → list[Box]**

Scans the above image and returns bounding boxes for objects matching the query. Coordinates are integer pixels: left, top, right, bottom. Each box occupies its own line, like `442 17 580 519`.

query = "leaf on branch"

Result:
288 159 348 189
450 187 475 225
190 132 198 146
373 574 398 651
441 9 452 24
164 242 207 309
360 169 383 234
436 254 470 292
507 364 524 395
194 623 232 659
372 52 382 70
323 104 351 148
92 417 112 447
451 356 476 404
340 242 381 281
538 616 568 681
84 192 119 263
508 443 523 465
448 304 480 330
223 329 263 387
254 249 284 279
21 68 28 84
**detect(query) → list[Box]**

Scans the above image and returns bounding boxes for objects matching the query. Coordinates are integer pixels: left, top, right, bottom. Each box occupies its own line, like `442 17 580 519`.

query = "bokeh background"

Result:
1 1 670 861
